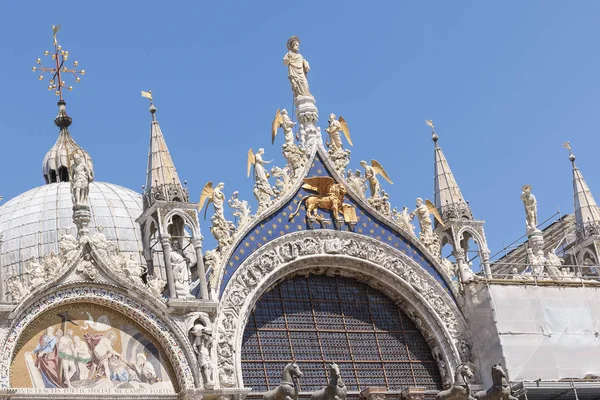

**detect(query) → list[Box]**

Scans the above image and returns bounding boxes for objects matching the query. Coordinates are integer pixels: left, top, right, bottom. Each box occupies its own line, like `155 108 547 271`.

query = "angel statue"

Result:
272 108 296 147
410 198 443 256
283 36 310 98
248 148 277 211
199 182 235 250
326 113 352 151
272 109 305 174
199 182 226 220
360 160 393 199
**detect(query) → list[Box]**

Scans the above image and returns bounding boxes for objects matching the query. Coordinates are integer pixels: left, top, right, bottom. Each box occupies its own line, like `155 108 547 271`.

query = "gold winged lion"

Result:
288 177 347 222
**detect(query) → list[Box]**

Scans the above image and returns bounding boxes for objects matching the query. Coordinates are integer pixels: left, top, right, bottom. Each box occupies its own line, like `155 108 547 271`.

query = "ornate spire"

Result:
563 142 600 241
33 25 91 184
428 120 472 222
142 91 188 208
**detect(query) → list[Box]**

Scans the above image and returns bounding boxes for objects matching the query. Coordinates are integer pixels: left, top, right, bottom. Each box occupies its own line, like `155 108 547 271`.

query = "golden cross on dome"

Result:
32 24 85 101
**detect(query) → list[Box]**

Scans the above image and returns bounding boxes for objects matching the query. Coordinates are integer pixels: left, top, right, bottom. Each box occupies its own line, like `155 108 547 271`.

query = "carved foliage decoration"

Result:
216 232 465 388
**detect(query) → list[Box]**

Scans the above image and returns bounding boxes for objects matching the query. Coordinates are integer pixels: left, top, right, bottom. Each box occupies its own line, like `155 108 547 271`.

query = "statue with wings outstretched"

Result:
360 160 393 199
288 176 349 222
410 198 444 238
325 113 352 151
198 182 226 220
271 108 296 146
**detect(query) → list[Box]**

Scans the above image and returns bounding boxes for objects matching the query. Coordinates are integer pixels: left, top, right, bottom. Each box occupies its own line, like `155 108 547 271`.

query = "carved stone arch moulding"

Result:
215 230 472 389
162 208 201 238
456 225 489 253
0 285 196 391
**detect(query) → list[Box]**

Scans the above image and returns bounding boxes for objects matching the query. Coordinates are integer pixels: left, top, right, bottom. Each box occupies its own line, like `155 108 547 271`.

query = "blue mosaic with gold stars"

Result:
220 155 455 302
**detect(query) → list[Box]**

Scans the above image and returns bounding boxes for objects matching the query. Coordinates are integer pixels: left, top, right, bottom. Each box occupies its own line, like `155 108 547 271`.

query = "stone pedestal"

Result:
360 387 387 400
295 95 321 148
73 204 91 237
400 387 425 400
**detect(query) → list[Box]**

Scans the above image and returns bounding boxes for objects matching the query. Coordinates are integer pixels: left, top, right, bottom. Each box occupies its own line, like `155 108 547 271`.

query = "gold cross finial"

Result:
32 25 85 101
425 119 435 131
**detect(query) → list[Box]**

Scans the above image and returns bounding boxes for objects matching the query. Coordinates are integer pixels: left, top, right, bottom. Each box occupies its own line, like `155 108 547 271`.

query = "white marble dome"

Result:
0 182 144 279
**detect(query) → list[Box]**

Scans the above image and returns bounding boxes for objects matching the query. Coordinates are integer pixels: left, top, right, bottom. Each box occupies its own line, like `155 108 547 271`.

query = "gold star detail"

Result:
250 236 255 241
358 228 363 233
229 261 234 266
283 211 288 217
277 218 282 223
240 249 245 255
262 236 267 241
272 223 277 229
245 242 250 247
388 236 393 241
297 225 302 230
267 230 273 235
370 229 374 234
234 255 240 261
285 224 290 229
280 231 285 235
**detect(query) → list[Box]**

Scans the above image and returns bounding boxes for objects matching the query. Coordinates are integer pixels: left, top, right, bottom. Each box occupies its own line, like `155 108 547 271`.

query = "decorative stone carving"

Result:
441 258 458 280
229 191 252 230
27 258 46 288
521 185 539 235
288 177 353 225
325 114 352 174
435 363 474 400
393 207 417 237
76 254 98 281
272 165 295 197
367 190 392 218
473 364 518 400
191 323 215 389
6 276 29 302
206 249 222 297
263 362 303 400
217 232 463 387
411 198 441 257
59 228 79 260
346 169 367 199
248 148 277 212
147 273 167 297
310 363 346 400
200 182 236 251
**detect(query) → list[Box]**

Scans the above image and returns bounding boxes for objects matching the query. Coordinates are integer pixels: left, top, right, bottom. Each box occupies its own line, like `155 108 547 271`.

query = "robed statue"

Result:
284 36 311 97
70 153 94 207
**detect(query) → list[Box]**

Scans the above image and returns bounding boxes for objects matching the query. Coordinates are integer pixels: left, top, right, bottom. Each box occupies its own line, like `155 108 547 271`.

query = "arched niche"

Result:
9 302 178 394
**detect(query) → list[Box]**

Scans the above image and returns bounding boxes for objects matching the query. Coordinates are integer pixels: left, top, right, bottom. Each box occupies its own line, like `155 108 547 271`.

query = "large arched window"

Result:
241 274 442 392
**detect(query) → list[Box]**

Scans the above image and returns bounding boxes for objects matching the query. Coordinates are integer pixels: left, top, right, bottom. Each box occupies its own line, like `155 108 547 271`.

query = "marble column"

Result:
161 237 177 298
193 237 209 300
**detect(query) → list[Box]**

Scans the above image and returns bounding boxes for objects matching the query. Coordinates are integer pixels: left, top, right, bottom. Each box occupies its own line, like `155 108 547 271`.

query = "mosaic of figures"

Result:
11 304 175 393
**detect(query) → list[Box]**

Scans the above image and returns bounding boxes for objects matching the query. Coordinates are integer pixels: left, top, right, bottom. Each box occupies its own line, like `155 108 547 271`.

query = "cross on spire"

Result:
32 24 85 101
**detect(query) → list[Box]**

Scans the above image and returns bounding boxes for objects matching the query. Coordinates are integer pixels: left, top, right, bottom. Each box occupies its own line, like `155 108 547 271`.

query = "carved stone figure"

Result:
70 153 94 207
521 185 539 235
272 108 296 147
473 364 518 400
367 190 391 217
171 250 191 298
310 363 346 400
228 191 252 229
147 273 167 297
123 254 145 285
360 160 393 199
59 228 78 256
199 182 236 251
283 36 311 98
76 253 97 280
6 276 30 302
263 362 303 400
435 363 474 400
27 259 46 289
42 251 62 278
191 324 214 388
393 206 416 237
545 250 564 280
248 148 277 211
346 169 367 199
326 114 352 151
410 198 442 256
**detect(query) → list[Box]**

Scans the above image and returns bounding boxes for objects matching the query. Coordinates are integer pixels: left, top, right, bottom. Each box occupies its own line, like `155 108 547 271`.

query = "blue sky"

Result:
1 1 599 256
